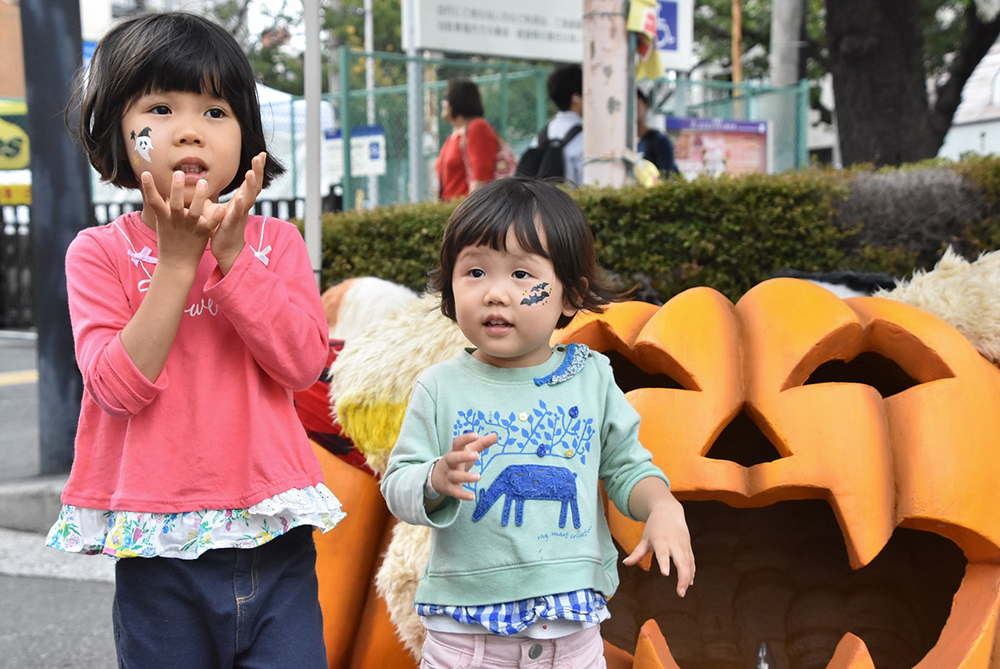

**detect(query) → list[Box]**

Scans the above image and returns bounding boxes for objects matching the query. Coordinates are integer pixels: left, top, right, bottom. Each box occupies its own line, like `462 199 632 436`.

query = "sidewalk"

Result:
0 332 118 668
0 475 68 534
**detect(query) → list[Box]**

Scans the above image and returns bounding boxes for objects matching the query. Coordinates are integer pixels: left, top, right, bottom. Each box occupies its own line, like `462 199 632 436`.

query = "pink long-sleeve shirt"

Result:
61 211 329 513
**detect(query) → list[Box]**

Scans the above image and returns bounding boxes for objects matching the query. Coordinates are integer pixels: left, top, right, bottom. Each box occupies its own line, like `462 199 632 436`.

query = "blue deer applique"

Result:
471 464 580 529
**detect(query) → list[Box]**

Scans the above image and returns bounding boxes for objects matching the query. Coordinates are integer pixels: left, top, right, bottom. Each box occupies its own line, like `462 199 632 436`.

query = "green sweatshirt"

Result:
380 344 669 606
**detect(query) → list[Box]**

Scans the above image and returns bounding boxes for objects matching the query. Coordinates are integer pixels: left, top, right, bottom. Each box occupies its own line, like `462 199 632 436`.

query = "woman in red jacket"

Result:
436 78 500 200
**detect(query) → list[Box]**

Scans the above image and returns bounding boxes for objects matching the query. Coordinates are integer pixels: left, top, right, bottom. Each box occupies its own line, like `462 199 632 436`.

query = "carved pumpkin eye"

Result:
557 279 1000 669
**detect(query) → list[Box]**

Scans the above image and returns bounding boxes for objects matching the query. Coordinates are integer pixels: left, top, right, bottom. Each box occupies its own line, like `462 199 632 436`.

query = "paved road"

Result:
0 333 117 667
0 331 40 483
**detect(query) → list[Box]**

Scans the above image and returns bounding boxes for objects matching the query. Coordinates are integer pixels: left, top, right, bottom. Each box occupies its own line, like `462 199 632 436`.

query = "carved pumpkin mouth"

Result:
606 499 970 669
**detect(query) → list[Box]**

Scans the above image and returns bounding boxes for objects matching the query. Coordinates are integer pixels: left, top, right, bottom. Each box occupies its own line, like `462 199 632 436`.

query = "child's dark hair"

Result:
431 177 622 329
67 12 284 194
547 64 583 112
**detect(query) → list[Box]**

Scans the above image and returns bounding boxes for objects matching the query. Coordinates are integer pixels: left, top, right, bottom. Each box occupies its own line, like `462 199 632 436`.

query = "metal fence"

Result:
256 52 809 208
256 50 555 210
0 199 305 329
1 205 31 328
336 50 554 207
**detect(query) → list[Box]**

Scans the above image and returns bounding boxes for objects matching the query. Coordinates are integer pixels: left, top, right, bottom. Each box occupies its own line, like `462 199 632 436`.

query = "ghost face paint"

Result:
131 127 154 163
453 227 576 369
122 89 242 206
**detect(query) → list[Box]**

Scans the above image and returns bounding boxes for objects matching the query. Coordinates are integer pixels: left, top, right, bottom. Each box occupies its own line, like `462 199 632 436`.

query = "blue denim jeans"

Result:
112 526 327 669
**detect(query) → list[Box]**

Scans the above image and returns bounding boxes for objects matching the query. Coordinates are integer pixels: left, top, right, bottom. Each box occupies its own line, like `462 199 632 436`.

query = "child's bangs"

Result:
134 44 229 102
459 196 549 259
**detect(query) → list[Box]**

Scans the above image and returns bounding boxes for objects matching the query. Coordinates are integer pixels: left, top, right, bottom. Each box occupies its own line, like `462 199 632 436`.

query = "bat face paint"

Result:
520 282 551 306
130 127 154 163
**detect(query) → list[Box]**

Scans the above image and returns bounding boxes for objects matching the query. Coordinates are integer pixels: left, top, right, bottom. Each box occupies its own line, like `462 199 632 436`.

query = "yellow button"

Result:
518 412 529 422
565 449 574 457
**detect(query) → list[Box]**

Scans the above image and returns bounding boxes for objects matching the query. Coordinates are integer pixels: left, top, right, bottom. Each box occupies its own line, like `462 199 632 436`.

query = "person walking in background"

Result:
637 88 679 176
45 12 344 668
516 64 584 186
436 77 503 200
381 177 695 668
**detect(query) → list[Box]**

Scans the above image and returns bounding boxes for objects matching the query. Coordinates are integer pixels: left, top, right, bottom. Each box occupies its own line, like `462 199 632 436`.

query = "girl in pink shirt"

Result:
45 12 343 667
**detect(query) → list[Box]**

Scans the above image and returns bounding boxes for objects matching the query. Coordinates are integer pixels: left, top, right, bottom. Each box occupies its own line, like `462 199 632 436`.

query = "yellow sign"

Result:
0 99 29 170
0 183 31 205
0 116 29 170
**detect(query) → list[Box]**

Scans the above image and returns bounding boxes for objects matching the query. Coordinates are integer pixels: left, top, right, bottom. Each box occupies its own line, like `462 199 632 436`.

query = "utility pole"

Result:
20 0 88 474
327 1 340 97
769 0 804 86
304 0 323 283
732 0 743 84
405 0 424 202
364 0 378 208
582 0 628 187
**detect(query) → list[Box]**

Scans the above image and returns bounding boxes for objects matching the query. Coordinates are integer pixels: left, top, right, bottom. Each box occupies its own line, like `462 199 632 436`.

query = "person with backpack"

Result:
436 78 515 200
516 64 584 186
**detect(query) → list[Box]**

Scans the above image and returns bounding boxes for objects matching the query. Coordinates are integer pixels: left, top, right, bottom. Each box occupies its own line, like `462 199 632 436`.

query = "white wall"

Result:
939 121 1000 160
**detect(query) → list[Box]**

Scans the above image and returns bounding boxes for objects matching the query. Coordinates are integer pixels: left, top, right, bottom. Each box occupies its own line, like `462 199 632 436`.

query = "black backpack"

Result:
515 124 583 180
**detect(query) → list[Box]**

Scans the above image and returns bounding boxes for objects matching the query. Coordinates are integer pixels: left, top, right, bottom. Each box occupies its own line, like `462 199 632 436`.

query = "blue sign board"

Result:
657 1 678 52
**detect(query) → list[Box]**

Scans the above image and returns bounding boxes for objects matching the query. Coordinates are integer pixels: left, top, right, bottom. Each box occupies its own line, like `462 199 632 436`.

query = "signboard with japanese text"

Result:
656 0 694 72
403 0 583 63
322 125 387 185
666 117 770 177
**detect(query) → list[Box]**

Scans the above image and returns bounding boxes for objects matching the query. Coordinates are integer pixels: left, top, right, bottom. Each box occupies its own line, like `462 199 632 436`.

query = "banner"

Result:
628 0 664 80
666 117 770 177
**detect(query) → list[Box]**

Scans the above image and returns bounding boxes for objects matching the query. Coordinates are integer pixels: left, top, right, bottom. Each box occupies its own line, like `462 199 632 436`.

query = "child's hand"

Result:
209 152 266 274
623 480 696 597
140 171 222 271
430 431 498 501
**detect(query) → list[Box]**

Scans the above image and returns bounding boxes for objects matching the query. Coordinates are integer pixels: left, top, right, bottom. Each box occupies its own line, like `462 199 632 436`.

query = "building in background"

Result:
939 38 1000 160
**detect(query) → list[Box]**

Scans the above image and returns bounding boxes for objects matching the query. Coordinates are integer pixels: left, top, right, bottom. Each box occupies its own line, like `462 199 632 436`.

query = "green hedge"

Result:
318 157 1000 304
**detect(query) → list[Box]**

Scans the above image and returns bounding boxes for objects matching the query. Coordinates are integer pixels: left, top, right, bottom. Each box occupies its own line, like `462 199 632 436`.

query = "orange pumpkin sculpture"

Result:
312 278 1000 669
556 279 1000 668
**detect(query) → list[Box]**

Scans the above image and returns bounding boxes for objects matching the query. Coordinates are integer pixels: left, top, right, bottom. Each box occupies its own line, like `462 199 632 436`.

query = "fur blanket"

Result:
876 247 1000 366
330 293 469 658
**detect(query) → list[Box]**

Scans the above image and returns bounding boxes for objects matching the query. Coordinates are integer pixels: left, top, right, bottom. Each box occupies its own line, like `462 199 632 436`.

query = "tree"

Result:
828 0 1000 165
694 0 1000 166
219 0 405 96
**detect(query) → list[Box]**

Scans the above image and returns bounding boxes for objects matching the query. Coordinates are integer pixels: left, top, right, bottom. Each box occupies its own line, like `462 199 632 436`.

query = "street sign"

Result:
656 0 694 72
323 125 387 184
0 101 30 171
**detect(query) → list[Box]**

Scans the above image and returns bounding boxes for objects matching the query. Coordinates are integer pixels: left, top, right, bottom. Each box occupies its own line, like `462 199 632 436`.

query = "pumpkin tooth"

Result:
825 633 876 668
830 491 895 570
